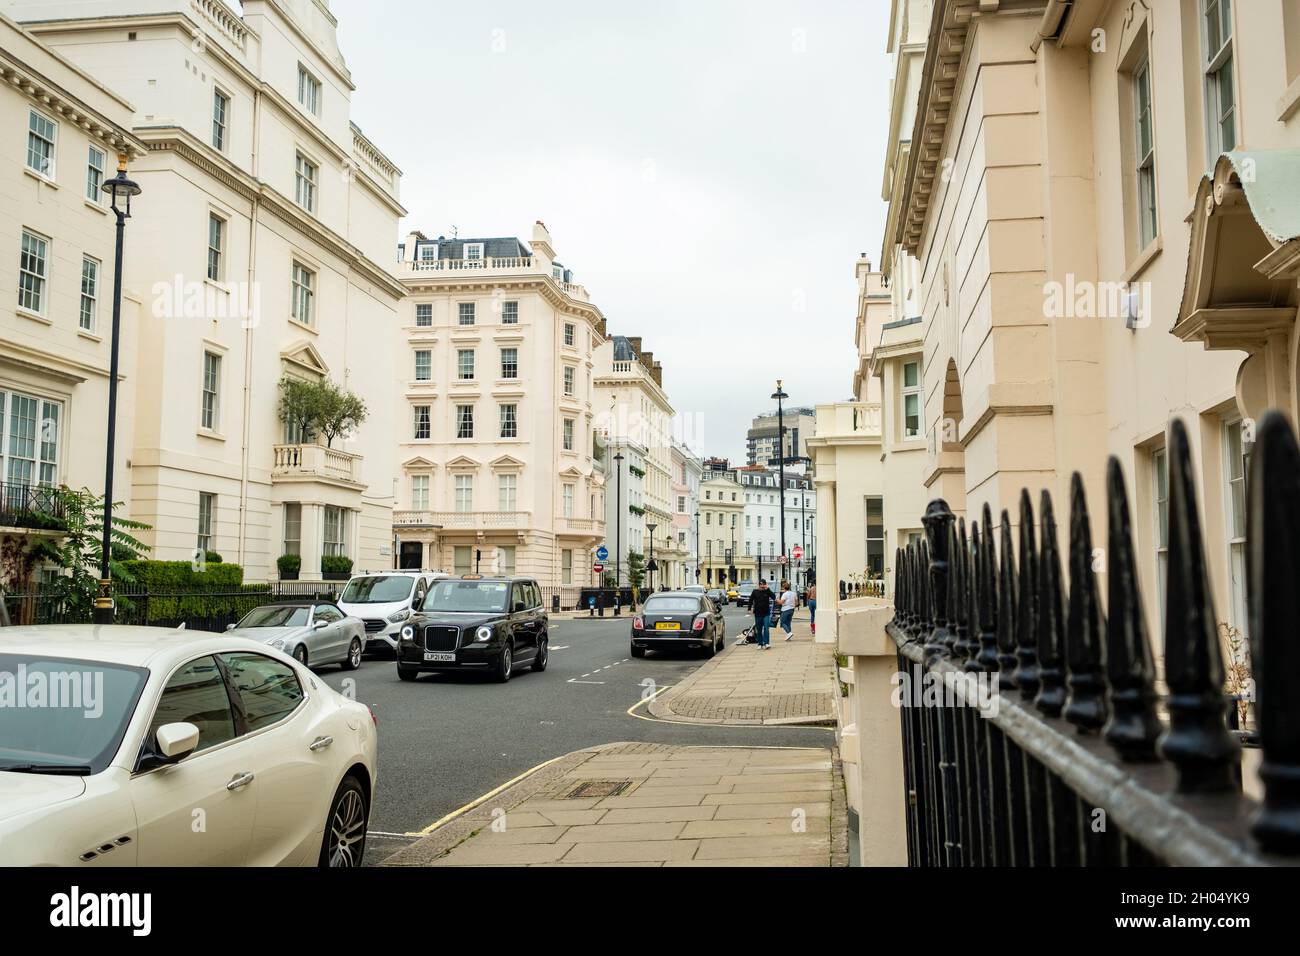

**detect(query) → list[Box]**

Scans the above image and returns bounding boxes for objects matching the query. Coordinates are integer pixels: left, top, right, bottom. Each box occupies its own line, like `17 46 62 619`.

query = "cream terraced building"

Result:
0 11 145 575
4 0 408 582
392 221 608 596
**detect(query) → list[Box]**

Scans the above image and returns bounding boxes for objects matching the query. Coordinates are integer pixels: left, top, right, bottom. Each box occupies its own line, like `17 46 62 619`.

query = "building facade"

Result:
698 467 755 587
392 221 607 596
737 465 816 587
0 11 145 584
746 406 816 470
670 443 703 587
6 0 407 582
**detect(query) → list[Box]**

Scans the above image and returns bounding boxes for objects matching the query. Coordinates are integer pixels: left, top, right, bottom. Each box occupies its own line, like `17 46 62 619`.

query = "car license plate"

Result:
424 651 456 662
654 622 680 630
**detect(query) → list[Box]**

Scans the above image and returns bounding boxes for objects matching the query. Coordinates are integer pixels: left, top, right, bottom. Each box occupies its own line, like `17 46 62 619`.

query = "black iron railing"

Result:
0 481 67 531
890 413 1298 865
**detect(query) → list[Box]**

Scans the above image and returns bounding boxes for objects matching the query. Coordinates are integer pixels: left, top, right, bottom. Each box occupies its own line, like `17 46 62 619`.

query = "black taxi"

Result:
396 576 548 683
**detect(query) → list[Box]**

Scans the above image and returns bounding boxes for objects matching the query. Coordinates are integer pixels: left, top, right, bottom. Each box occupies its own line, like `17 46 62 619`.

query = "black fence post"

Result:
1064 472 1107 733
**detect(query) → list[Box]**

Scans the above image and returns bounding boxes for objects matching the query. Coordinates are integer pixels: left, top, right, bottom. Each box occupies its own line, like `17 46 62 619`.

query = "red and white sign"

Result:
593 563 604 574
792 545 804 560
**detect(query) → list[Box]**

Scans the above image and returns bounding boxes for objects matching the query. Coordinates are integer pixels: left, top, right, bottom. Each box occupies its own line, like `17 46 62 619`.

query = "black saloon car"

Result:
396 576 548 682
631 591 725 658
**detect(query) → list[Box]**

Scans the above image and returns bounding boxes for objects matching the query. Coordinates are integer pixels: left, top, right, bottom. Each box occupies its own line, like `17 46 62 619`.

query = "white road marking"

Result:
550 645 570 650
567 679 605 685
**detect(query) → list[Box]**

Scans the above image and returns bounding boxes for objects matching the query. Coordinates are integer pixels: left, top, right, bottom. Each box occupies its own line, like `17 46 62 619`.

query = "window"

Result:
413 404 431 440
500 545 517 577
212 89 229 150
201 351 221 431
150 657 235 753
563 418 575 451
222 653 303 731
86 146 105 202
678 496 686 512
457 349 475 380
415 303 433 326
499 403 518 438
1202 0 1235 160
297 65 321 114
464 242 484 261
562 549 573 585
283 502 301 556
458 302 475 326
902 361 922 439
1134 56 1158 250
415 350 432 381
418 244 437 264
18 230 48 315
26 109 55 178
563 366 576 396
501 300 518 324
1153 446 1169 634
500 347 518 379
563 483 575 518
454 546 472 574
454 474 473 513
1 390 61 487
456 404 474 439
498 473 517 511
79 257 99 332
207 213 224 282
323 505 347 557
198 492 215 553
1224 420 1248 639
564 323 575 347
295 153 317 212
291 262 314 326
553 263 563 280
411 474 429 511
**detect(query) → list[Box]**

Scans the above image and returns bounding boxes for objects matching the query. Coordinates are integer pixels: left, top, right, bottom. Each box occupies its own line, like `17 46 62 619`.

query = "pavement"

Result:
381 741 846 867
649 616 837 724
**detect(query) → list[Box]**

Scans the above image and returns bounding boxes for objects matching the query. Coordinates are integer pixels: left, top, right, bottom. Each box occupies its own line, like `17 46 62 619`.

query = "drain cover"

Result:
565 779 633 799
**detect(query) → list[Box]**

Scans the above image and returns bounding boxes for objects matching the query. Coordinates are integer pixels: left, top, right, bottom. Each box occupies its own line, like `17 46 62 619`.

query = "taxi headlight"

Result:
475 625 494 643
400 624 415 642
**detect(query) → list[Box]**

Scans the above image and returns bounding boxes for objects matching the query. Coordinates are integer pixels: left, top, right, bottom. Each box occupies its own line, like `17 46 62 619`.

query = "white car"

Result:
338 571 445 653
0 625 378 867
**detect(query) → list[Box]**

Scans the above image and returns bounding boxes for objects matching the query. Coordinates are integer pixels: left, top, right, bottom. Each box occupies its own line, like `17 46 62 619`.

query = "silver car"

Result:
226 602 365 670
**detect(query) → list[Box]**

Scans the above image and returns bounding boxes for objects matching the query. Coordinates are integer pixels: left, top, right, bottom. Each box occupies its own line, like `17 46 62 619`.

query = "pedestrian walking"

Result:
779 579 797 640
808 582 817 635
750 579 773 649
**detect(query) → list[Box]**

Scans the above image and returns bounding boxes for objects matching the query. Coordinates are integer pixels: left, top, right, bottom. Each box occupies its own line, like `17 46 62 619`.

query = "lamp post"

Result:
693 510 700 583
92 156 142 626
646 521 657 594
771 379 789 580
613 450 624 615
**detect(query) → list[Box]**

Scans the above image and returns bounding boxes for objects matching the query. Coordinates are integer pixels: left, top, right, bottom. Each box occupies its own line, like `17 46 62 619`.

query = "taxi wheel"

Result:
532 637 549 672
494 642 513 683
397 665 418 682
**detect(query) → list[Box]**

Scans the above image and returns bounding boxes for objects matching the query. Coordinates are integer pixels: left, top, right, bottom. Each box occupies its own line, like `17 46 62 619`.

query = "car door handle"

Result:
226 772 255 791
309 735 334 752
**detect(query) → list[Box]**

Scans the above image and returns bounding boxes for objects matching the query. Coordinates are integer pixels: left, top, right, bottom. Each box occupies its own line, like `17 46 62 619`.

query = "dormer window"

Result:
464 242 484 262
552 264 563 280
418 244 438 263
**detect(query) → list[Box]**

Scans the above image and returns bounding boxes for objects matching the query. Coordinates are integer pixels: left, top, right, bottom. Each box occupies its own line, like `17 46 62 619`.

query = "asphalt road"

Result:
317 604 832 864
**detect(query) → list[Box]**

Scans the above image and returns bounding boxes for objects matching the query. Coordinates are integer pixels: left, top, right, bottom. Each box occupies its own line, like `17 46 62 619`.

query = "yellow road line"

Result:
407 752 569 836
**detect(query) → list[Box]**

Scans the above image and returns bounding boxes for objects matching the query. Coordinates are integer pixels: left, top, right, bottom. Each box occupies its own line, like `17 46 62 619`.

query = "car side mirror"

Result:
313 619 329 630
513 602 526 613
155 722 200 760
225 623 235 631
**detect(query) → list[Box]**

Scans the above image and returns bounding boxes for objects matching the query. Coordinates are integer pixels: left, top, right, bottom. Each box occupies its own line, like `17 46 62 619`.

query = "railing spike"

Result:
953 517 975 662
945 522 961 655
1102 456 1161 761
919 539 933 639
1158 418 1240 793
973 504 1000 673
1035 489 1067 718
1248 412 1300 852
964 520 985 671
891 547 902 625
1064 472 1108 733
1013 490 1041 698
923 499 956 660
997 509 1018 690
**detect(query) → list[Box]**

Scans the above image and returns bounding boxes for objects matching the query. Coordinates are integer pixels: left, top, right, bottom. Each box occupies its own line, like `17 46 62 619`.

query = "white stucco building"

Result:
4 0 408 582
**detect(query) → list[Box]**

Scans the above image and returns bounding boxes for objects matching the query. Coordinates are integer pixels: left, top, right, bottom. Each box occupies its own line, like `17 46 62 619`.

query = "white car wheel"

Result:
322 777 368 867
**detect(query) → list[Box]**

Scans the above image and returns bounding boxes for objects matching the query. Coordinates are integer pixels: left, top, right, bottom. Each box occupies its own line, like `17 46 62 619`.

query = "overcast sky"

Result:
334 0 892 463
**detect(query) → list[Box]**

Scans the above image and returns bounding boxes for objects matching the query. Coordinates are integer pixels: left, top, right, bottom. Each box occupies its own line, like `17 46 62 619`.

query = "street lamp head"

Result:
771 380 789 402
646 522 657 534
101 154 141 217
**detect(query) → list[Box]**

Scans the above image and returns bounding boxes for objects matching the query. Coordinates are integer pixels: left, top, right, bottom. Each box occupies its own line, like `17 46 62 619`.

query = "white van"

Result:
337 570 446 652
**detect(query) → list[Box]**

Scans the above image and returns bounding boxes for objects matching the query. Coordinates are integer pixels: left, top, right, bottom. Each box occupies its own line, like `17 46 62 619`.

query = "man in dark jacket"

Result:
749 579 773 649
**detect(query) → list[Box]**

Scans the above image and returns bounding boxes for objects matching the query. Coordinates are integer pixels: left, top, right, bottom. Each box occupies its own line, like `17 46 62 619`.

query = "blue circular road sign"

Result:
596 545 610 562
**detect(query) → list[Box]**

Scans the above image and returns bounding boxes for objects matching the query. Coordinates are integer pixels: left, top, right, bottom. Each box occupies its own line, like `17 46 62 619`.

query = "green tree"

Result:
277 375 368 447
627 549 645 602
315 379 368 447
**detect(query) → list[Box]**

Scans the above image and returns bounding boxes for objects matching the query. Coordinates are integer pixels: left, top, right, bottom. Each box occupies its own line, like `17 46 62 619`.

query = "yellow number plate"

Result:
654 622 681 630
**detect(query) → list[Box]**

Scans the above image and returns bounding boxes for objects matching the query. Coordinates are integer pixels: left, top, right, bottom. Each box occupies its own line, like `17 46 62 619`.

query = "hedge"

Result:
116 560 265 625
120 560 246 590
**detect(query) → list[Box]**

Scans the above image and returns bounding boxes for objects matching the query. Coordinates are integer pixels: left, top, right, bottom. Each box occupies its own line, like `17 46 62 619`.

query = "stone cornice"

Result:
138 126 406 300
402 274 608 335
0 59 146 160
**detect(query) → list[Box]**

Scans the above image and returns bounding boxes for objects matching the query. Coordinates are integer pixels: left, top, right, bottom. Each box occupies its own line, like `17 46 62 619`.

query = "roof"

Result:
612 336 639 361
416 237 532 259
0 625 268 668
1218 150 1300 245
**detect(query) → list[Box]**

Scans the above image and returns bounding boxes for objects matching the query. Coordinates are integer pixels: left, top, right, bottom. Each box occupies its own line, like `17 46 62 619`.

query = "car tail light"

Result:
692 617 706 631
633 616 644 630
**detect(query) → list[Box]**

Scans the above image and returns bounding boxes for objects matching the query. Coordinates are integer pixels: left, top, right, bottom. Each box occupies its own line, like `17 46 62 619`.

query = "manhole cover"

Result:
564 779 633 799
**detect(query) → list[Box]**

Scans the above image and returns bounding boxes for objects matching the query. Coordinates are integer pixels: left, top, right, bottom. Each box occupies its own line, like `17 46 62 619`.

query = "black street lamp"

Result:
92 156 142 626
693 510 700 582
771 379 789 582
646 521 657 593
613 451 624 615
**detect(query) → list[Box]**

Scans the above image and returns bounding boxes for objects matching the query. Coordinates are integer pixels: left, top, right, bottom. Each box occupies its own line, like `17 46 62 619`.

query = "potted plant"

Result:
277 553 301 581
321 554 353 581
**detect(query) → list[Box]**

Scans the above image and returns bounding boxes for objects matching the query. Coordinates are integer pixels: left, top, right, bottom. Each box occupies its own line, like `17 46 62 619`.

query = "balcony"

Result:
0 482 67 533
399 257 590 302
557 516 600 536
393 510 530 530
271 444 363 487
813 401 882 439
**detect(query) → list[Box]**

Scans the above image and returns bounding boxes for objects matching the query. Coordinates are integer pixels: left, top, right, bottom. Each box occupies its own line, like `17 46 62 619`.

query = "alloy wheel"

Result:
328 788 366 867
